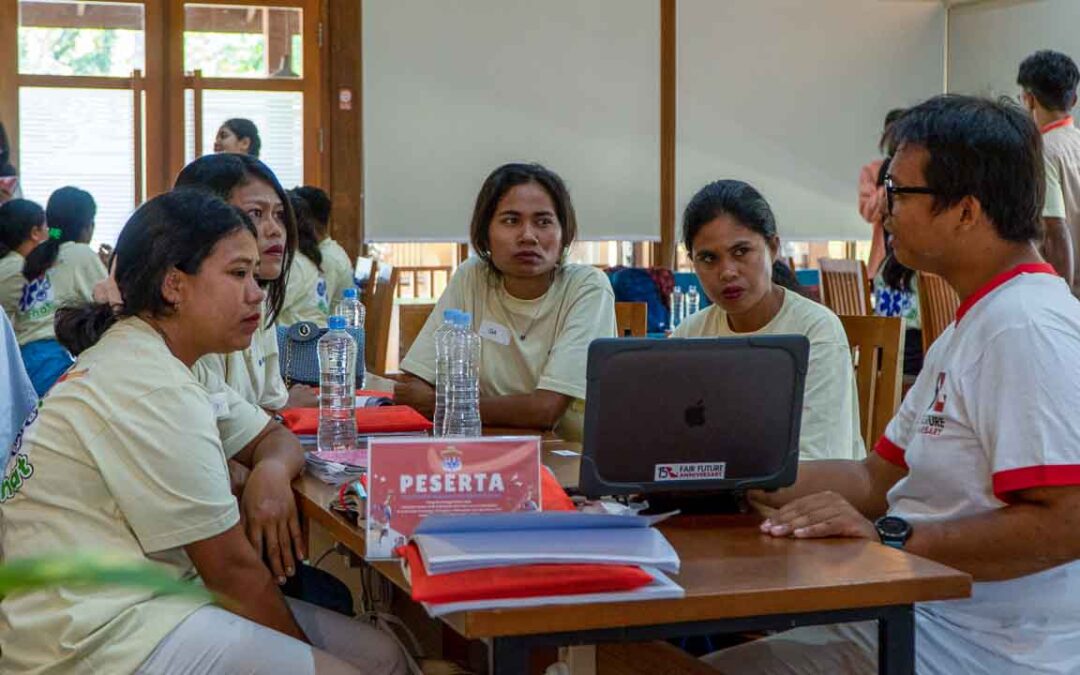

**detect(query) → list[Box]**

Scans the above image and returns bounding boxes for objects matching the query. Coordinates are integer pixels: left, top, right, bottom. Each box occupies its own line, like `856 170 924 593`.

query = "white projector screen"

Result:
949 0 1080 106
363 0 660 242
677 0 946 242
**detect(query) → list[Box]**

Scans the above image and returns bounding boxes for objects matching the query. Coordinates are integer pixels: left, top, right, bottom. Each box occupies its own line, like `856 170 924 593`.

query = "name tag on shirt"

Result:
208 392 230 418
478 320 511 346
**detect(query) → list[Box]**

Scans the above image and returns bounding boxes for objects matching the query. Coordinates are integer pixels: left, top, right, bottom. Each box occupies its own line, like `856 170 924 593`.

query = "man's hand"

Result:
393 378 436 418
760 491 877 540
239 460 305 584
228 459 251 497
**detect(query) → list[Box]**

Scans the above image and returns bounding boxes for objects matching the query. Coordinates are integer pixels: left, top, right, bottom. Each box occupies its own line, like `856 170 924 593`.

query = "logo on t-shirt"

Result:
918 372 948 436
19 274 55 318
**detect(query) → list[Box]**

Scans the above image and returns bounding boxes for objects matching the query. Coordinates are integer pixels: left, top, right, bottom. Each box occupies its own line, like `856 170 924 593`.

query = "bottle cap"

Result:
457 311 472 326
342 287 358 299
328 315 346 330
443 309 460 322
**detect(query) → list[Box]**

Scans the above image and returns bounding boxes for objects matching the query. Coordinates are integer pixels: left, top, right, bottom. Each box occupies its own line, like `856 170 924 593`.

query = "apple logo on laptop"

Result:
684 400 706 427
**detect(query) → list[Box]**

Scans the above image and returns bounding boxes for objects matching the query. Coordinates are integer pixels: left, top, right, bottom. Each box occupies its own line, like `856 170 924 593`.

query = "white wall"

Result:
949 0 1080 103
363 0 660 242
677 0 946 242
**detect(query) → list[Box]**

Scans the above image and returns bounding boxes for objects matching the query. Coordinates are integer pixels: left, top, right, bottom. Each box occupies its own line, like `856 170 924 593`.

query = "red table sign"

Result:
365 436 541 558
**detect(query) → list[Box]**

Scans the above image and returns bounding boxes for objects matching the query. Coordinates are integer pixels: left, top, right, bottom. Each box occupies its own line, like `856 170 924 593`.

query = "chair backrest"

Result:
614 302 648 337
364 262 400 374
395 265 452 300
818 258 871 315
839 315 904 451
916 271 960 354
398 302 435 360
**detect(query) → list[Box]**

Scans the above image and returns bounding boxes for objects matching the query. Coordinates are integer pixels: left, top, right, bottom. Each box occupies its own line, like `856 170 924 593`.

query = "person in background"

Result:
277 191 330 327
395 162 616 441
859 109 907 278
673 179 863 461
0 199 47 325
0 121 22 205
1018 49 1080 291
872 231 923 377
0 305 35 468
709 95 1080 675
176 153 311 411
293 186 354 308
16 186 105 395
2 189 404 675
214 118 262 158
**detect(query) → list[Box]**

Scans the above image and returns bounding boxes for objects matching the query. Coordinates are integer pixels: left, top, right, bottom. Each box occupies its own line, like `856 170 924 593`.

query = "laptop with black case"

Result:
578 336 809 507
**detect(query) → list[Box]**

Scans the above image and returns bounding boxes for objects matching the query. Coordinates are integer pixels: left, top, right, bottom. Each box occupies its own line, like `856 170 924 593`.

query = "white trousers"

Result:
136 598 408 675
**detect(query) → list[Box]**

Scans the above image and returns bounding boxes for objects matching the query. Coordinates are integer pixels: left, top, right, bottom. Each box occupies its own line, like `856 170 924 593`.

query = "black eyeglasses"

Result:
883 175 937 216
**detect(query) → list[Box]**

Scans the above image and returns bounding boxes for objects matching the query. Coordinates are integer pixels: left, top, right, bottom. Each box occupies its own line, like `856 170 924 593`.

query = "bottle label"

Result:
478 320 511 346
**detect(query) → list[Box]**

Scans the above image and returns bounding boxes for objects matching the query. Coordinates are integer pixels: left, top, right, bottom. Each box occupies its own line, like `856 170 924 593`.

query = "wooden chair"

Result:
615 301 648 337
398 301 435 361
818 258 872 315
363 262 400 374
916 271 960 354
839 315 904 451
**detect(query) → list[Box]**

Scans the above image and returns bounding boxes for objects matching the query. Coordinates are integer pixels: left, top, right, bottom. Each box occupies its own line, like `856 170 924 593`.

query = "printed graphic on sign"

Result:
366 436 541 558
654 462 727 481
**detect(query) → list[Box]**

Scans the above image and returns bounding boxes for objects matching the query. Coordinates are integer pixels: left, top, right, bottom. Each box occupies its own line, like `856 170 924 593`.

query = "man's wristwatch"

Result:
874 516 912 549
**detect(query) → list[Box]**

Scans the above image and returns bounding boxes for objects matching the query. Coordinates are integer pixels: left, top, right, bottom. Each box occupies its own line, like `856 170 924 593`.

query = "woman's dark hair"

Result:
0 199 45 259
287 190 323 270
880 234 915 292
174 153 296 325
469 163 578 272
1017 50 1080 112
292 185 331 236
222 118 261 158
878 109 907 153
682 179 803 294
885 94 1043 243
55 189 256 355
0 121 15 176
23 186 96 281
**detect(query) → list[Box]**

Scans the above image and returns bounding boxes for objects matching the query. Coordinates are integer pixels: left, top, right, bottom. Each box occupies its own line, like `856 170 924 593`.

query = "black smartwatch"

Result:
874 516 912 549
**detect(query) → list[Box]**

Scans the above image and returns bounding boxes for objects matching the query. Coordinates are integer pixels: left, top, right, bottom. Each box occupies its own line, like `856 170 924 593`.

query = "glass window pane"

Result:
19 87 135 249
187 90 303 188
18 1 145 76
185 5 302 79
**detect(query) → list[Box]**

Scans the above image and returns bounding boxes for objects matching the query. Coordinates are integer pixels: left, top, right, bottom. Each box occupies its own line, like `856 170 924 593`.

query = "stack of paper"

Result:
398 511 684 616
305 449 367 484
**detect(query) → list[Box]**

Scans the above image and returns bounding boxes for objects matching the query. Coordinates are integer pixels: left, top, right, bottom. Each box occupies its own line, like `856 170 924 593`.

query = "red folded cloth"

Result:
395 541 654 603
541 467 575 511
280 406 433 435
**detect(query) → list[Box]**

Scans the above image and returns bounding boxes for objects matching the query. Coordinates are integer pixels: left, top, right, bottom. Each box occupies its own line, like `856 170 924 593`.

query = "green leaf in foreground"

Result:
0 553 213 602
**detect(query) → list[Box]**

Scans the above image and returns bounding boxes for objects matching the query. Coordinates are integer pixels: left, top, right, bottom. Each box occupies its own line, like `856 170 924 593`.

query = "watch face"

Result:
877 516 910 538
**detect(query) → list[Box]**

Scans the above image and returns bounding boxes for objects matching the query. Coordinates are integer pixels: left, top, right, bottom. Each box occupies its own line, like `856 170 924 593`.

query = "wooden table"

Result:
294 452 970 675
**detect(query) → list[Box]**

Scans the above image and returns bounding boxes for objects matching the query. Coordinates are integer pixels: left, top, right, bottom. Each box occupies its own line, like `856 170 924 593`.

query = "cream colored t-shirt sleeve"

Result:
87 385 240 553
259 325 289 410
67 245 108 304
399 265 470 384
0 255 24 318
536 278 616 400
797 315 864 461
1043 159 1067 220
196 365 272 456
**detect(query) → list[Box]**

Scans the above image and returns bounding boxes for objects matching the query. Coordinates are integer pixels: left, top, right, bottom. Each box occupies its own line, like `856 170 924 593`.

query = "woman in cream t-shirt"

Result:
397 163 616 441
0 190 403 674
673 180 863 461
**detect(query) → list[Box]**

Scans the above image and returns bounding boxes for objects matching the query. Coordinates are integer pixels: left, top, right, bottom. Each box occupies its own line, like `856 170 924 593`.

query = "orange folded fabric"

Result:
541 467 575 512
280 406 433 435
396 541 653 603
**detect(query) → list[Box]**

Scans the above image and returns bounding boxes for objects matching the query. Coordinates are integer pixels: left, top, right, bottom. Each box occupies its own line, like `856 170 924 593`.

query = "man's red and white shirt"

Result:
876 263 1080 673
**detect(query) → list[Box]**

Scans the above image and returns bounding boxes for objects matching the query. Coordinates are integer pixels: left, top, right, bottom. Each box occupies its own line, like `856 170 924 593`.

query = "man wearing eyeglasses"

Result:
705 95 1080 674
1019 49 1080 293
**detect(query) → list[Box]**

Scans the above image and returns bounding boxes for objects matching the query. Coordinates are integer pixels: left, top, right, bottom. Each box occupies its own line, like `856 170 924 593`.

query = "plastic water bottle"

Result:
671 287 685 329
335 287 366 329
443 311 482 437
686 285 700 318
317 315 358 451
433 309 461 436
